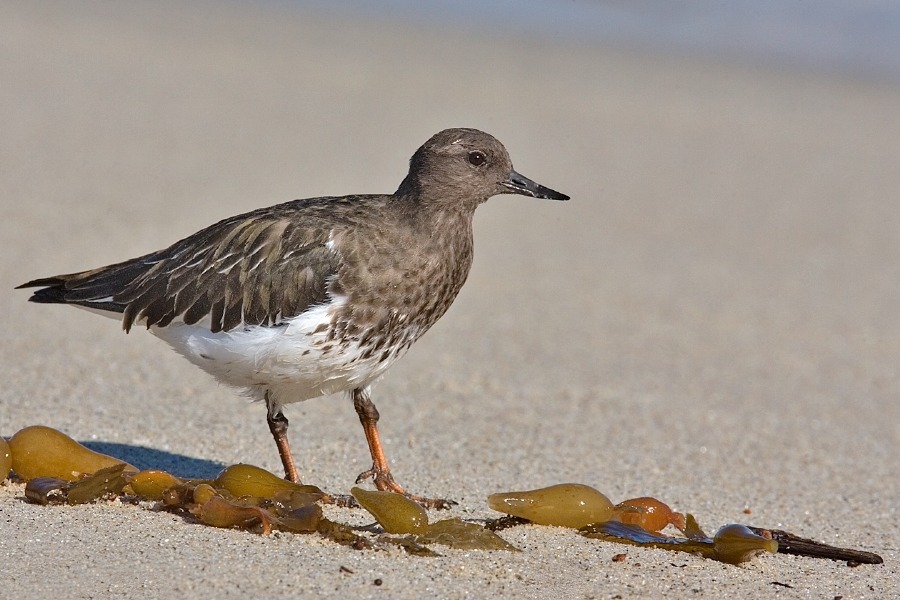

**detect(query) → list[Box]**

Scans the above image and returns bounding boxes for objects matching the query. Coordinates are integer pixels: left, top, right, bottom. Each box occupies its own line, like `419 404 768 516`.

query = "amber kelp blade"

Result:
352 487 518 551
9 426 136 481
487 483 615 529
1 437 11 481
214 463 324 500
418 518 519 552
351 487 429 534
65 464 130 504
127 470 184 501
23 464 131 505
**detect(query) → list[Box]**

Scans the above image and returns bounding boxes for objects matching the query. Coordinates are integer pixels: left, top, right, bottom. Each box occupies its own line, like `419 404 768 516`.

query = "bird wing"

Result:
18 201 343 333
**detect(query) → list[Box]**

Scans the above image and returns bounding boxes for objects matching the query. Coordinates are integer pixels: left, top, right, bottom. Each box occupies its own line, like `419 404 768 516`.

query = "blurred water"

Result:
292 0 900 84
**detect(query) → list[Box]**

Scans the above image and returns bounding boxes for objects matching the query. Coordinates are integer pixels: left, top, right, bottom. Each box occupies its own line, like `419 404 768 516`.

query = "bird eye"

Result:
467 151 486 166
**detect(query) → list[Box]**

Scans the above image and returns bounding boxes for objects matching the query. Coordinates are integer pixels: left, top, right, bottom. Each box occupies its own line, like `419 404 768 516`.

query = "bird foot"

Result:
355 467 456 510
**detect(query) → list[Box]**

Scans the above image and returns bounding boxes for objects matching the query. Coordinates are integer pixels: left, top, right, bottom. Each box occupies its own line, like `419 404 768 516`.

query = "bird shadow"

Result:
80 441 226 479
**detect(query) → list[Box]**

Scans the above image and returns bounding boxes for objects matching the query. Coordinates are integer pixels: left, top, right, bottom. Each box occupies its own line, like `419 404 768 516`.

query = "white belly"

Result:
148 296 414 404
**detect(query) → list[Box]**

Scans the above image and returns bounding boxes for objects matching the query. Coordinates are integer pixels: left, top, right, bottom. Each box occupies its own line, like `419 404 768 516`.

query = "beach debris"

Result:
3 425 885 565
352 486 429 534
128 470 184 501
581 521 777 564
352 487 518 551
214 463 325 504
614 496 686 533
24 463 131 505
8 425 135 481
487 483 615 528
0 437 11 482
487 482 883 565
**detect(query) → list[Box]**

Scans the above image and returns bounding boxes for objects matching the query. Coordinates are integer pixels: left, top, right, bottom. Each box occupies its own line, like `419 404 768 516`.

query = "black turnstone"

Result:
18 128 569 508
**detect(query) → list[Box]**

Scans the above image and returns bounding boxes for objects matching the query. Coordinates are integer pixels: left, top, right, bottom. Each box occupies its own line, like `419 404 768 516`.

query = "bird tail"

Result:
16 258 150 315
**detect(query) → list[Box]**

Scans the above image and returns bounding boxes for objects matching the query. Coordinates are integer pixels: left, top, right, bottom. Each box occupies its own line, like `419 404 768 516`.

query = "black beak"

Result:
501 170 569 201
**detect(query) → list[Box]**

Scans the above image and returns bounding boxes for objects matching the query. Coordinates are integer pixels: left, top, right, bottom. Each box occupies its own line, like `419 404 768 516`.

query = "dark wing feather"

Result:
18 199 344 333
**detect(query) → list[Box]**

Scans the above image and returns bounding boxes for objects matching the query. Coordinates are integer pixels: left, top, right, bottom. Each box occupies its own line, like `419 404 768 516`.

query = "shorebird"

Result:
18 128 569 507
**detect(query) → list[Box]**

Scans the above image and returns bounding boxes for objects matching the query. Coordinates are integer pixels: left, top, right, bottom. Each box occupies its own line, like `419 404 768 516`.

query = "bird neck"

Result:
394 175 484 217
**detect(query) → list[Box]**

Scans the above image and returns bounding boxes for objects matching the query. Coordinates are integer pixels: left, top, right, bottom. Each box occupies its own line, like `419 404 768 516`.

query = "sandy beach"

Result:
2 2 898 598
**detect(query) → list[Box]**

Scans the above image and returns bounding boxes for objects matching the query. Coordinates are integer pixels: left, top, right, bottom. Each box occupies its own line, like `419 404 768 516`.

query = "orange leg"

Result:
266 392 301 483
352 387 454 509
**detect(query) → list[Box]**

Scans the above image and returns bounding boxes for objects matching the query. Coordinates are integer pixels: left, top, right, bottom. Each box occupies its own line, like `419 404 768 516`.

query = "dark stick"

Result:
748 527 883 565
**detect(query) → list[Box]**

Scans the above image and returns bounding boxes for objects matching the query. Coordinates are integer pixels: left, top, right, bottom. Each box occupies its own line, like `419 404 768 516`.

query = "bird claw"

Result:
354 467 377 485
355 467 456 509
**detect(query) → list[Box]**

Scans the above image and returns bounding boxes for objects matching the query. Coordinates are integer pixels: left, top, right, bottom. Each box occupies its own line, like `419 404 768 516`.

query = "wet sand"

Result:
1 2 898 598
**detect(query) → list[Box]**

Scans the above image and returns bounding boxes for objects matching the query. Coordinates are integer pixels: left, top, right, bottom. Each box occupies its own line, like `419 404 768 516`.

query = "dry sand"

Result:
1 2 898 598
